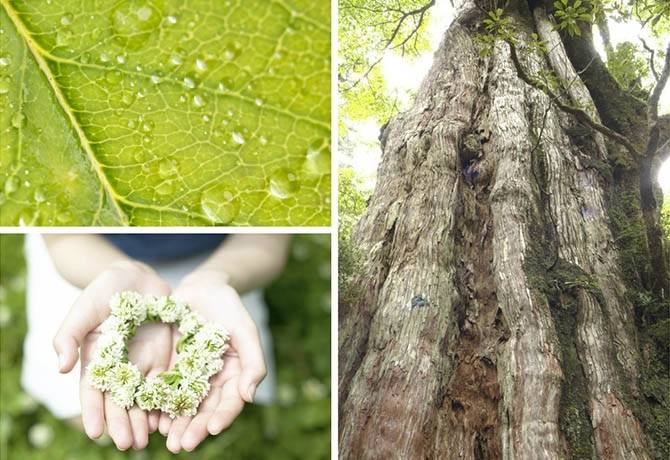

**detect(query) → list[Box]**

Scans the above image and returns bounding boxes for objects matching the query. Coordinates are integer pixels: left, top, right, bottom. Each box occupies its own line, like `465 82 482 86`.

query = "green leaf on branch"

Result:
0 0 331 226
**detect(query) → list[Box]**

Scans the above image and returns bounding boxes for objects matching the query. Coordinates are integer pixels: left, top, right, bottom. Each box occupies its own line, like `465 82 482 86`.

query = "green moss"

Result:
603 151 669 459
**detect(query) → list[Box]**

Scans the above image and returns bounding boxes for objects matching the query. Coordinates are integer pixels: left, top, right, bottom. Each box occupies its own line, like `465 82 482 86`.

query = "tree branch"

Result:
506 39 641 157
644 44 670 159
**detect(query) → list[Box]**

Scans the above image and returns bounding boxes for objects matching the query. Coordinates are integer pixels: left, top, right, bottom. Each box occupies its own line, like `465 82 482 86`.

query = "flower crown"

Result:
86 291 229 418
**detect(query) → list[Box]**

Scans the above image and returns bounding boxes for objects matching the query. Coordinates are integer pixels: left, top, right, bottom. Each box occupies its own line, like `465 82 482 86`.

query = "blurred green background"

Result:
0 234 331 460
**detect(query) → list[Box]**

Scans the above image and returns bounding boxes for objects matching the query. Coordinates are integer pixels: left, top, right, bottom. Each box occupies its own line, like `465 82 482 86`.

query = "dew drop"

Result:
301 138 331 176
121 92 135 106
231 131 245 145
60 13 73 26
142 135 153 144
105 70 122 84
56 210 72 224
217 82 227 92
166 15 177 25
259 135 268 146
99 52 111 63
111 1 162 49
158 159 178 178
150 74 161 84
195 58 207 72
55 29 72 47
141 120 154 132
169 52 183 66
127 119 137 129
192 94 205 108
0 56 10 67
33 189 46 203
11 112 25 128
200 186 240 224
116 54 126 64
3 176 19 194
183 77 196 89
268 168 299 199
223 42 241 61
0 77 9 94
155 181 174 195
254 98 264 106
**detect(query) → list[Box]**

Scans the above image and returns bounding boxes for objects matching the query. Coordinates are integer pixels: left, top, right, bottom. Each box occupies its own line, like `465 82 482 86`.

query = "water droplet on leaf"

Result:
268 168 299 199
33 189 46 203
301 138 331 177
158 159 178 178
11 112 25 128
3 176 19 194
0 77 9 94
60 13 73 26
111 1 161 49
183 77 195 89
195 58 207 72
200 186 240 224
231 131 245 145
192 94 205 107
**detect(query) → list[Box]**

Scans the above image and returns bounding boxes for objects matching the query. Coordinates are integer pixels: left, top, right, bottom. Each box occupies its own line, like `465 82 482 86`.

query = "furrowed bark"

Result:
339 1 665 458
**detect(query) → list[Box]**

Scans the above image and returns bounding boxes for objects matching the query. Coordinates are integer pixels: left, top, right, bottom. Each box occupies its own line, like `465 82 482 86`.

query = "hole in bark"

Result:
451 399 464 412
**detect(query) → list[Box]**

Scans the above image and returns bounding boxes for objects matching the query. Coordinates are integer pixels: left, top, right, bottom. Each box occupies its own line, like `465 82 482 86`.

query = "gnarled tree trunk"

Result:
338 1 668 458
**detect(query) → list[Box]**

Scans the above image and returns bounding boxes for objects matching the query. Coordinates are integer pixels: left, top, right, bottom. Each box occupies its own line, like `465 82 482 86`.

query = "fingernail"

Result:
247 383 256 402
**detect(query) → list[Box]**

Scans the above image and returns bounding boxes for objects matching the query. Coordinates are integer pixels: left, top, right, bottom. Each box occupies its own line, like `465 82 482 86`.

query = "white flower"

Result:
164 388 200 418
87 361 115 391
109 291 146 325
178 311 204 336
156 296 186 323
143 295 162 318
108 362 141 409
136 377 170 411
100 316 132 339
193 323 229 353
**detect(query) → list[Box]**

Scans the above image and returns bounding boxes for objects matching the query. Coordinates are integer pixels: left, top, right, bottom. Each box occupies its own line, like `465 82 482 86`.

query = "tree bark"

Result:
339 1 667 459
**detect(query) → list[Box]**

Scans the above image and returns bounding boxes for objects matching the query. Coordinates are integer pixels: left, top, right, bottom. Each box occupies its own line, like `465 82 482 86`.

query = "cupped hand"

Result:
53 260 173 450
159 270 267 453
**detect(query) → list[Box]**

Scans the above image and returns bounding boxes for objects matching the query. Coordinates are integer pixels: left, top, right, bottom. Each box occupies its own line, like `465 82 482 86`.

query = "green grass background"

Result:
0 234 331 459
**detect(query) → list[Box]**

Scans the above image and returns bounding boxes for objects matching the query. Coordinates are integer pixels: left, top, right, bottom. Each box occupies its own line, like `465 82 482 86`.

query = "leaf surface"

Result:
0 0 331 226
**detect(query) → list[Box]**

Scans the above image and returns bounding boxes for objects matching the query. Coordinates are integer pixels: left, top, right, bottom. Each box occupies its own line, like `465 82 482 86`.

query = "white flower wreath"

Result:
86 291 229 418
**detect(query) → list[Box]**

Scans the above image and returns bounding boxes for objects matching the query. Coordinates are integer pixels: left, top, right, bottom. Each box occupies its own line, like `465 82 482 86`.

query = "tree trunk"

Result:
339 1 667 459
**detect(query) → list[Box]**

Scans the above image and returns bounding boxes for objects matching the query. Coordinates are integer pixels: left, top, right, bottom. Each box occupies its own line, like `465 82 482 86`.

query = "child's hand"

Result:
159 270 267 453
52 260 172 450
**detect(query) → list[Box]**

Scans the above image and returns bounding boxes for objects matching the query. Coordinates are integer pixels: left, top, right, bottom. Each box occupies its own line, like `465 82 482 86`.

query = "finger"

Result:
80 374 105 439
207 386 245 435
53 290 106 373
79 334 105 438
166 416 192 453
148 411 160 433
232 324 267 402
180 386 222 451
158 412 173 436
104 394 133 451
128 406 149 450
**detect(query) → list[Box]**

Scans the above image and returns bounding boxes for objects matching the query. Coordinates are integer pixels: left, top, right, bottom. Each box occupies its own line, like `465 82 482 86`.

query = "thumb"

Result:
233 325 267 403
53 290 106 373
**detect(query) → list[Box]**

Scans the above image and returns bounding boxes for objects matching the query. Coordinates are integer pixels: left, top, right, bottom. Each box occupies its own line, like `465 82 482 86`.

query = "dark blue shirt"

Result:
104 235 227 262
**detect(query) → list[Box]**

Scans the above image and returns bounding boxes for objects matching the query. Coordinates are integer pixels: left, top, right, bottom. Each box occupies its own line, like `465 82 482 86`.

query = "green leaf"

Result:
0 0 331 226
